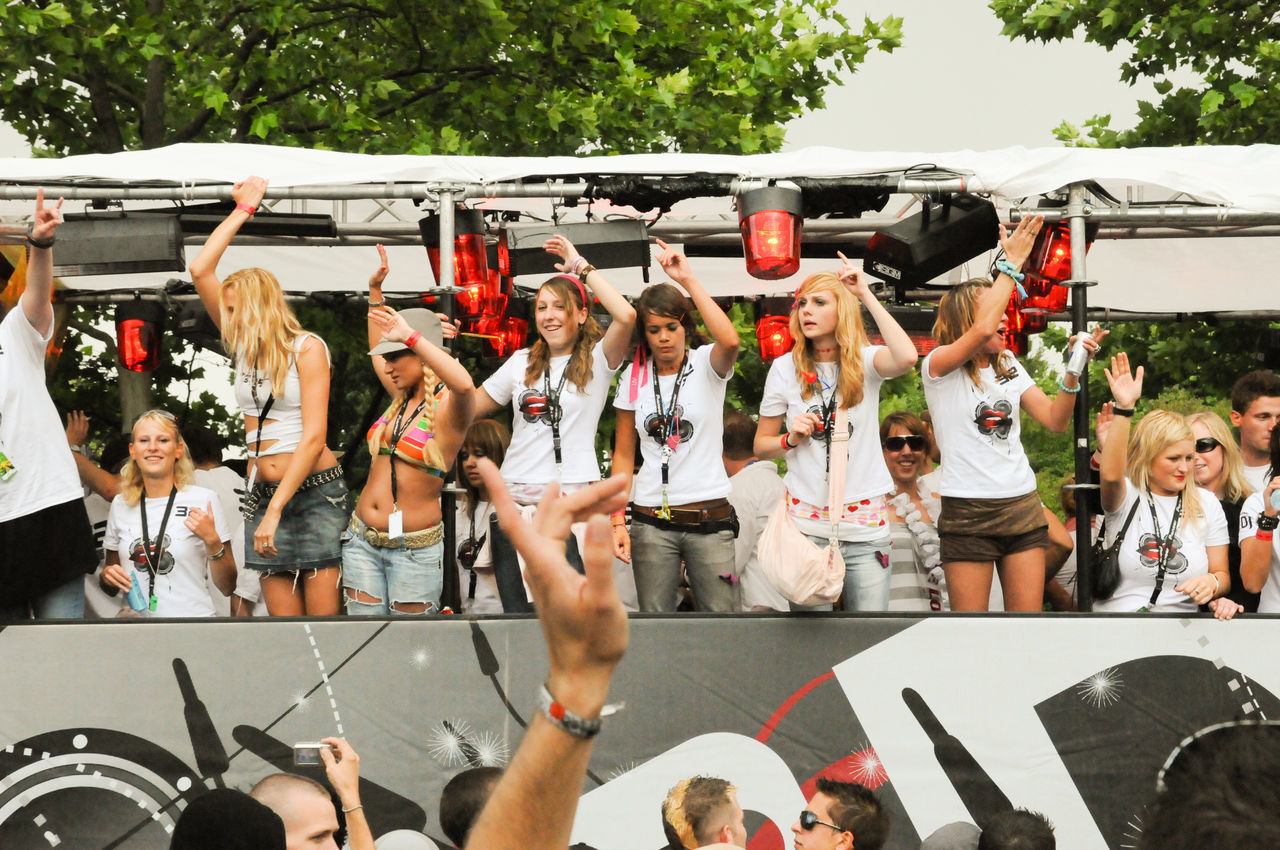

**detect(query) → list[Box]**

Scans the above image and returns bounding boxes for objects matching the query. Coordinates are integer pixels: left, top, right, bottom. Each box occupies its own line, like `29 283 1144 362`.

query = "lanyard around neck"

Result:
815 363 839 475
387 394 428 510
544 359 571 477
1146 490 1184 605
139 485 179 612
651 353 690 517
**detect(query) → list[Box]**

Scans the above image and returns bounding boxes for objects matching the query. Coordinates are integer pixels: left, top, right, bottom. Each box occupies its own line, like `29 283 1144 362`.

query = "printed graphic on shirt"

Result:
127 534 175 575
806 403 855 439
516 389 552 425
1136 532 1187 576
973 399 1014 440
643 405 694 445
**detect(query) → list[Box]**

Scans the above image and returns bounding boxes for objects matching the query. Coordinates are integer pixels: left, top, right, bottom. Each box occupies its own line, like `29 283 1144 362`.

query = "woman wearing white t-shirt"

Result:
611 241 740 612
754 256 918 611
1096 354 1237 618
454 419 511 614
101 411 236 618
921 215 1104 612
472 235 635 606
1239 423 1280 612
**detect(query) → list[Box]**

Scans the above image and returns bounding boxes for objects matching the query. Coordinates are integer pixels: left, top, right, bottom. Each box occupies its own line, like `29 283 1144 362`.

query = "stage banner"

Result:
0 614 1276 849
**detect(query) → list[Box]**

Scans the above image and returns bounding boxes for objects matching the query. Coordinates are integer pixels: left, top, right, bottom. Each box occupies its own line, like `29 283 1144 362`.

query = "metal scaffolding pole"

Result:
1066 183 1097 610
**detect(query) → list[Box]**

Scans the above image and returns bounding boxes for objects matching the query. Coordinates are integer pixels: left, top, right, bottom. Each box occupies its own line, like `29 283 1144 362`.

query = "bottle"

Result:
126 569 148 612
1065 338 1090 377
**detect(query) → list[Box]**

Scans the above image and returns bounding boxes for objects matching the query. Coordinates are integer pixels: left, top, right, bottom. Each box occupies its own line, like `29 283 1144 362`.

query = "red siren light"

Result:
115 300 164 373
753 296 795 362
420 208 491 293
738 183 803 280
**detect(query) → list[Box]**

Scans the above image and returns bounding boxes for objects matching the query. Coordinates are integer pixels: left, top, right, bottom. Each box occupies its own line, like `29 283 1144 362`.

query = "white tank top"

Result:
232 333 330 456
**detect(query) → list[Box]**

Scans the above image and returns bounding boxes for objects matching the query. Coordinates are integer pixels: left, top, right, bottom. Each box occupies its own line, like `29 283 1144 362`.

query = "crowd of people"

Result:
6 186 1280 623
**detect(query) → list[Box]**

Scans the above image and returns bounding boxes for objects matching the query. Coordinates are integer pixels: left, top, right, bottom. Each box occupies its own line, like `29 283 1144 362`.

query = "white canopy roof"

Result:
3 142 1277 313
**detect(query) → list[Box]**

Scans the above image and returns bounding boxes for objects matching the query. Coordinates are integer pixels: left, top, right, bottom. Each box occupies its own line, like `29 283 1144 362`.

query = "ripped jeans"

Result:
341 532 443 615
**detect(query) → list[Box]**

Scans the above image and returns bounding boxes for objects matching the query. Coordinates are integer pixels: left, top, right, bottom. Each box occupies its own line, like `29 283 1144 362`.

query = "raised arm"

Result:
21 188 63 336
1020 326 1108 433
1098 354 1143 514
926 215 1042 379
252 336 330 558
368 306 475 436
465 462 629 850
544 235 636 369
841 253 915 379
655 239 739 377
188 176 268 329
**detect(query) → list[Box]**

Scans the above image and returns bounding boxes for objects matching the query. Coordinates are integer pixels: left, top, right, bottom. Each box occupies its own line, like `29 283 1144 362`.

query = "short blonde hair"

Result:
119 411 196 506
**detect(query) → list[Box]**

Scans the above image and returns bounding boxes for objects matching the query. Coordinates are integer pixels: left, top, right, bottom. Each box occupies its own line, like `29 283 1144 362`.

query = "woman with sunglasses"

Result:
1239 423 1280 613
101 411 236 617
922 215 1106 612
880 411 946 612
471 235 635 605
190 176 347 616
454 419 511 614
611 240 740 612
1187 411 1258 612
1095 355 1237 618
754 255 918 611
343 246 476 615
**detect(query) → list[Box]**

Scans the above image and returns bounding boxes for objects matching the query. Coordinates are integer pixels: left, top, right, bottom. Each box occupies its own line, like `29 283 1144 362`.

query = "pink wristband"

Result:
404 330 423 349
235 202 256 216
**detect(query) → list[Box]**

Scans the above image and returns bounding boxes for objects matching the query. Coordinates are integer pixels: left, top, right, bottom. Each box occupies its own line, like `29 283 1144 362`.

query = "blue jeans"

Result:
790 533 892 612
630 522 737 613
341 533 443 615
0 574 85 620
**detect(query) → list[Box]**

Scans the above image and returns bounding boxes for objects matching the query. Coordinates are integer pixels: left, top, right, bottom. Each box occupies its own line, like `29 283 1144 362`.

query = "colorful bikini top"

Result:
366 400 446 478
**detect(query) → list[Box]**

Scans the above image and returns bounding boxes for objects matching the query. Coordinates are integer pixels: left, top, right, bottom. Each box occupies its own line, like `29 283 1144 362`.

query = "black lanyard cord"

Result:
139 485 179 611
387 394 429 510
652 353 691 500
544 361 571 473
1146 490 1184 606
815 363 840 476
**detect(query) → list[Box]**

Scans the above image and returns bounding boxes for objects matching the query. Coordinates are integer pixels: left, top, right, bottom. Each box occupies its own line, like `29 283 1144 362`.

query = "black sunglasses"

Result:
1195 437 1222 454
883 435 926 452
799 811 845 833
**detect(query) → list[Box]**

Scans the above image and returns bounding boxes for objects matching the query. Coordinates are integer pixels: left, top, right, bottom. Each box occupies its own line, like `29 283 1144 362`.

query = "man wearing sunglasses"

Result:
791 778 889 850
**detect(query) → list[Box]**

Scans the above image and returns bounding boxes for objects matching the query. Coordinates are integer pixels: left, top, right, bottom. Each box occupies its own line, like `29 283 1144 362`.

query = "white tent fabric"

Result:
4 142 1280 311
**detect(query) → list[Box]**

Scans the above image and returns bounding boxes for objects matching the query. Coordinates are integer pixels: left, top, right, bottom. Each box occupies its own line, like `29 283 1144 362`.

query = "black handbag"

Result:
1092 501 1140 600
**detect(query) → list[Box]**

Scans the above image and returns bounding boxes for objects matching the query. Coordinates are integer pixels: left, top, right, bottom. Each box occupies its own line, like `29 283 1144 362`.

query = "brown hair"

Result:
788 271 868 408
932 278 1016 387
661 776 737 850
459 419 511 519
633 283 706 359
524 276 604 392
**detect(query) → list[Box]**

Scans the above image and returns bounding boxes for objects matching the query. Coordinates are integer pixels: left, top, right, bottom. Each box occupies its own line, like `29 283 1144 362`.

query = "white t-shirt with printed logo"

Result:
103 484 231 618
615 344 732 507
482 340 616 486
921 351 1037 499
1238 492 1280 613
1093 481 1228 613
0 307 83 522
759 346 892 508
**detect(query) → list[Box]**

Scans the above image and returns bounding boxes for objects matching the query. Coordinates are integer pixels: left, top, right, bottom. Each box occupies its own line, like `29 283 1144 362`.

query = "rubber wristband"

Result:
610 510 625 521
571 256 588 274
537 683 603 739
404 330 422 349
1058 377 1081 394
781 434 795 451
1257 530 1274 543
235 202 257 216
1111 406 1135 417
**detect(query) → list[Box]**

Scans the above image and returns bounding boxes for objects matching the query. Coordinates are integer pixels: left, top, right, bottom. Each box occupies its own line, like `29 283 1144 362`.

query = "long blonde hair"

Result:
221 267 309 391
1186 410 1252 502
120 411 196 506
1127 409 1205 527
933 278 1016 387
524 275 603 391
367 365 446 473
788 272 867 408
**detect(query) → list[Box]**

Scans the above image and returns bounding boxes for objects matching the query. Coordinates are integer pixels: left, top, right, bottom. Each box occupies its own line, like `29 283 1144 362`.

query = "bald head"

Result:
250 773 339 850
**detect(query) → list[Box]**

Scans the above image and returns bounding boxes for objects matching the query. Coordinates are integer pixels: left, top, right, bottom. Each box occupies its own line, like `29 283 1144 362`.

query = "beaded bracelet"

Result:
1058 377 1081 394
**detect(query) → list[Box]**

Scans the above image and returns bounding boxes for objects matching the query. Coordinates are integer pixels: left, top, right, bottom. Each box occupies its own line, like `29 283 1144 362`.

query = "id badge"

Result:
0 451 14 482
387 510 404 540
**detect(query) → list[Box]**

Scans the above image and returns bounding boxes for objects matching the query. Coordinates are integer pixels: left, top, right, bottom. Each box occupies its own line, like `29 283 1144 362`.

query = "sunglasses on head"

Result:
883 435 926 452
799 811 845 833
1195 437 1222 454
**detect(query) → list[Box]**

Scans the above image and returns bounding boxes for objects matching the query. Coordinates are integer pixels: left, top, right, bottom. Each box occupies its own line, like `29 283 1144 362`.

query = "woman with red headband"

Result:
754 254 918 611
471 235 635 609
611 240 740 612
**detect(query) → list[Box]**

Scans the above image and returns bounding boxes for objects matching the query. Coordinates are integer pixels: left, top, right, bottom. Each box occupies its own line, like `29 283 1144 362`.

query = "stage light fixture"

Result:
738 183 803 280
753 296 794 362
864 194 998 290
54 216 185 277
420 208 492 293
498 220 650 277
115 300 164 373
1024 220 1098 294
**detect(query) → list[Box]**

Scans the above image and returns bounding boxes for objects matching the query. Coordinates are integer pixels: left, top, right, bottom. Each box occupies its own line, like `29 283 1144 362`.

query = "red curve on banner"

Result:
755 670 835 744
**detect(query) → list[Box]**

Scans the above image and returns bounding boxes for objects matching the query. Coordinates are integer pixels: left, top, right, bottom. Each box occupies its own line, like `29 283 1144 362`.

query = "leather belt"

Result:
348 515 444 550
631 500 733 526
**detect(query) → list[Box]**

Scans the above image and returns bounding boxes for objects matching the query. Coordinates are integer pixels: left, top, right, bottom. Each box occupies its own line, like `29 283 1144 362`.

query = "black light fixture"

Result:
53 216 186 277
864 194 999 291
498 220 650 278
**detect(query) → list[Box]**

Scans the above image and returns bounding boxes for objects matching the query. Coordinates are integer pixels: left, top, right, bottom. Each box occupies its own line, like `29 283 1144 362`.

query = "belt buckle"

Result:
670 507 699 525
